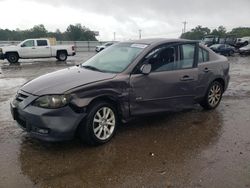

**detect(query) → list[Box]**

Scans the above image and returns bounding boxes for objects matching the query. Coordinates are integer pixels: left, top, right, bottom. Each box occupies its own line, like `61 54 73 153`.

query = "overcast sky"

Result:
0 0 250 41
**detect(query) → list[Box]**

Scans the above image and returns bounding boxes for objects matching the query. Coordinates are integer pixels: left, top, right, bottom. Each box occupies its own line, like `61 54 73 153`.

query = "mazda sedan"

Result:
210 44 235 56
11 39 230 145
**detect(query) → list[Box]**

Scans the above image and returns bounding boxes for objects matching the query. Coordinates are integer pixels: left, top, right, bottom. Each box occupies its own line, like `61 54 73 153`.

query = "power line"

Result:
182 21 187 33
139 29 142 39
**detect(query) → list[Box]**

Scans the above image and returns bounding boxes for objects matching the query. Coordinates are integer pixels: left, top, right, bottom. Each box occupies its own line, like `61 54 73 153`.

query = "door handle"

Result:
31 47 36 49
45 47 50 48
180 75 194 81
203 67 210 73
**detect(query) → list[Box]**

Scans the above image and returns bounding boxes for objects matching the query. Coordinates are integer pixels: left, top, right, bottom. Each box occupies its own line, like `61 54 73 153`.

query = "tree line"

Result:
181 25 250 40
0 24 97 41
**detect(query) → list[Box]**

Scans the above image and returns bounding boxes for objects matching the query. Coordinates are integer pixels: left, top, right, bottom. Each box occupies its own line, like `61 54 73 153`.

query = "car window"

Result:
203 49 209 62
148 46 177 72
22 40 34 47
177 44 195 69
198 47 209 63
37 40 48 46
198 48 204 63
105 43 113 47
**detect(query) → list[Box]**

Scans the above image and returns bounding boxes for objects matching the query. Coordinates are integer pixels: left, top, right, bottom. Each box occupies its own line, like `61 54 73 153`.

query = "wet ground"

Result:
0 53 250 188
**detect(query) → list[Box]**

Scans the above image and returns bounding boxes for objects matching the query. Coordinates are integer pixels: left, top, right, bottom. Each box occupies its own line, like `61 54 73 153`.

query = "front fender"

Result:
70 89 130 120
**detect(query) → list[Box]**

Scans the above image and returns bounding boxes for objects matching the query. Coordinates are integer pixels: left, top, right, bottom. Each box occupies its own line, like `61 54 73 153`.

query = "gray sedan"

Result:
11 39 230 145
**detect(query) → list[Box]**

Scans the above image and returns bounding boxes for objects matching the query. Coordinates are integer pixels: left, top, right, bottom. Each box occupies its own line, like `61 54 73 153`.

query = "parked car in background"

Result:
0 38 76 63
236 36 250 48
218 35 237 47
201 35 219 47
210 44 235 56
95 42 115 52
10 38 230 145
201 35 237 47
239 44 250 55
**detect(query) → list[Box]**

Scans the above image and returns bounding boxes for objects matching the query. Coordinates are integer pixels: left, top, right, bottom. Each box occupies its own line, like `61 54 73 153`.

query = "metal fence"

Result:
0 41 108 52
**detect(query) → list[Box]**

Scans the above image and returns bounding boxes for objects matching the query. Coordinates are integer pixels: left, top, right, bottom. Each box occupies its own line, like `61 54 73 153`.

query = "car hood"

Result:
96 45 105 48
2 45 18 51
21 66 117 95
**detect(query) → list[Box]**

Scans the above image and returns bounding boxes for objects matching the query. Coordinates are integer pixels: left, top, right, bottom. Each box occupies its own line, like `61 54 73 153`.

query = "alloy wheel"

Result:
208 84 222 107
93 107 116 140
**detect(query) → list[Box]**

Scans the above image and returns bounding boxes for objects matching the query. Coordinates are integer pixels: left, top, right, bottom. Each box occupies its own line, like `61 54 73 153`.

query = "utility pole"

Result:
139 29 142 39
182 21 187 33
113 32 116 41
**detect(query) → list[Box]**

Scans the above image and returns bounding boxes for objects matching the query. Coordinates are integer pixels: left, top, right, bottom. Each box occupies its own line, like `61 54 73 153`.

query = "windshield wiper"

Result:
81 65 103 72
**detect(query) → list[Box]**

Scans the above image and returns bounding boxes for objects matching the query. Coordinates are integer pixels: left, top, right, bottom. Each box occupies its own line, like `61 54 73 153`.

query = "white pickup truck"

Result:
0 38 76 63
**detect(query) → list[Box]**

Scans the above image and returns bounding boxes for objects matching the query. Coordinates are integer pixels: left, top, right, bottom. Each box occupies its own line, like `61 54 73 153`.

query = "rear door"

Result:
129 42 199 115
35 40 51 57
197 47 215 99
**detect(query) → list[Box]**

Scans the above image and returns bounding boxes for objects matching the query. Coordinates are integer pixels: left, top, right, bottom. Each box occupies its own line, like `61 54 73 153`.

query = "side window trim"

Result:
132 42 198 74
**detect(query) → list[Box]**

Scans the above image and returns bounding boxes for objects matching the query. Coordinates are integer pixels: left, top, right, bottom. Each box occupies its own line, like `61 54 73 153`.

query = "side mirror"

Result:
140 64 152 75
21 44 25 47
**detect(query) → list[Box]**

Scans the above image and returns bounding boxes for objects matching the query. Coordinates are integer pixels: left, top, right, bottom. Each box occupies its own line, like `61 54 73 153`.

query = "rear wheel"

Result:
229 50 234 56
200 81 223 110
6 53 19 64
243 41 249 46
79 101 118 145
56 51 67 61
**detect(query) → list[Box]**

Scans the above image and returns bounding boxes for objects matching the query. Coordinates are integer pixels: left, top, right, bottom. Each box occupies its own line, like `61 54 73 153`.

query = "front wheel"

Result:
79 102 118 145
200 81 223 110
6 53 19 64
229 50 234 56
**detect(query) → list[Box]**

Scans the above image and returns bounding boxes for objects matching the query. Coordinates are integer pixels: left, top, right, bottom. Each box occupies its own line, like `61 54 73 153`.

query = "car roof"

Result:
124 38 194 45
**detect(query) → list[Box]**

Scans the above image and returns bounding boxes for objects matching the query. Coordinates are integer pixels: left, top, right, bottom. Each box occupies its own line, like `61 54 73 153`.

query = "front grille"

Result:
15 92 29 103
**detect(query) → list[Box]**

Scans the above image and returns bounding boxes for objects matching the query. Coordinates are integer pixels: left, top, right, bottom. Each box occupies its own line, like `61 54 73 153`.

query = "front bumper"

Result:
0 52 4 60
10 91 87 142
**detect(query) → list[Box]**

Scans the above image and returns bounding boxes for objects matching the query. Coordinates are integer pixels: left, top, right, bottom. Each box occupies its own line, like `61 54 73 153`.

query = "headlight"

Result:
33 95 71 109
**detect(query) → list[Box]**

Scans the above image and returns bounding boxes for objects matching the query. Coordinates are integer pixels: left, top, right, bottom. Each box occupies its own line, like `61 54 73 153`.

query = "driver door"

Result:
19 40 37 58
129 43 198 115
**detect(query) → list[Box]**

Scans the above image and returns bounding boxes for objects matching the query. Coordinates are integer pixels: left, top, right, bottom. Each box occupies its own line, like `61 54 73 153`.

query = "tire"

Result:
6 53 19 64
229 50 234 56
79 101 118 145
56 51 68 61
200 81 223 110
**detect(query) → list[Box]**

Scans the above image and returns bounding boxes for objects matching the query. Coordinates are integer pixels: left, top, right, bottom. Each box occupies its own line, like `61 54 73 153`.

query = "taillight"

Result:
72 46 75 51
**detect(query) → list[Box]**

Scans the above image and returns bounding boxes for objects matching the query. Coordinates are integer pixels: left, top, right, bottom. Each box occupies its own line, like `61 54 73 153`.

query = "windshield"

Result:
82 43 147 73
204 37 214 42
210 44 222 48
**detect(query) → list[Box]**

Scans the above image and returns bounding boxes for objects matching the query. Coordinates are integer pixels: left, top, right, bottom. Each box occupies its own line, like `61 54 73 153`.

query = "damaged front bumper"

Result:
10 91 87 142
